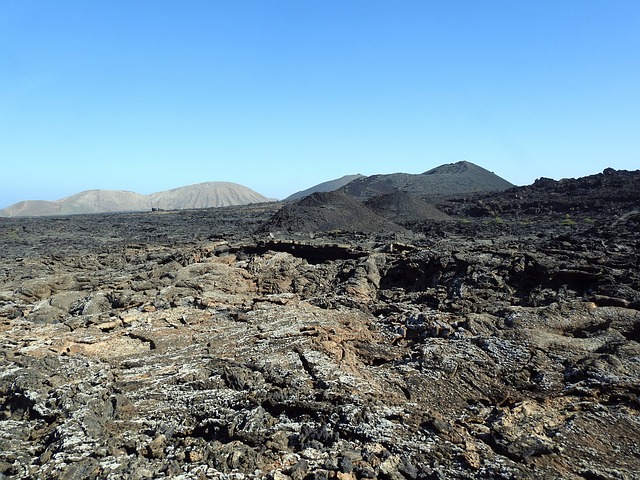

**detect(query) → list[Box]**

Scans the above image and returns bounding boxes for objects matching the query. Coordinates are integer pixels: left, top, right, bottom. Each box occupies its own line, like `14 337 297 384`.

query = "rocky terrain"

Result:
1 169 639 479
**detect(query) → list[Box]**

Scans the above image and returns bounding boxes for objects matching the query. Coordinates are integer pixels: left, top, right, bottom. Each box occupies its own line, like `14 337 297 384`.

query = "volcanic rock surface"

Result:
442 167 640 219
1 169 639 479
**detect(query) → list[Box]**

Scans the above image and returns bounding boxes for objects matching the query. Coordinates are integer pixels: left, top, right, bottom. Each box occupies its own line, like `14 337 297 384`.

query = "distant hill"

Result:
259 190 405 234
0 200 64 217
0 162 513 217
342 161 513 200
149 182 272 210
285 174 364 201
0 182 273 217
57 190 151 215
0 191 150 217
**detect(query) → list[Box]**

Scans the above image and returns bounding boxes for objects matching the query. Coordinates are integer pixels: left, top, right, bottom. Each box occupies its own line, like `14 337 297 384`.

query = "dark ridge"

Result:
440 167 640 217
364 192 451 223
285 174 364 201
341 161 514 200
258 190 406 234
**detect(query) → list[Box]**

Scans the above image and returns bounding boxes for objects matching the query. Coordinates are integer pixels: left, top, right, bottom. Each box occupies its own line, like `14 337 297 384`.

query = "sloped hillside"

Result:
365 191 451 223
0 182 273 217
149 182 273 210
0 200 63 217
260 190 405 234
285 174 364 201
343 161 514 200
57 190 152 215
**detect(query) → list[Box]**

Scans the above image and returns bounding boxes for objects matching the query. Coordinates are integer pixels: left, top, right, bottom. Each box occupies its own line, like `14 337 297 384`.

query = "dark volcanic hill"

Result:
364 191 451 223
285 174 364 201
260 190 406 233
342 160 514 200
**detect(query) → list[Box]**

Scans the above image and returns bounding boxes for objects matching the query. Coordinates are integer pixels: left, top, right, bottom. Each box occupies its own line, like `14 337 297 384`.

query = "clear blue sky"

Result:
1 1 638 207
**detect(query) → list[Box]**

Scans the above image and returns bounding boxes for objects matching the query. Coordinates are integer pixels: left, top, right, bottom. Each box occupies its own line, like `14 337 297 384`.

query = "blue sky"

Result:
1 1 638 207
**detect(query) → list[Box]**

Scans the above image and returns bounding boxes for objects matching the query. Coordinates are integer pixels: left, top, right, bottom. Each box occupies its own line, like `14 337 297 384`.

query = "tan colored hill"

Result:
57 190 151 215
0 182 273 217
0 192 149 217
0 200 63 217
149 182 272 210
